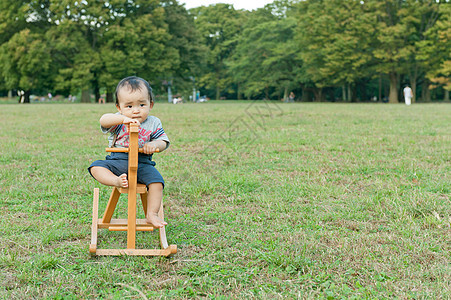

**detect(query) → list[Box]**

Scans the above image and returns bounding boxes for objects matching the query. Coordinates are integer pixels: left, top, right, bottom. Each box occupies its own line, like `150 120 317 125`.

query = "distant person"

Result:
288 92 295 102
18 90 25 103
403 85 413 105
88 76 170 228
172 96 182 104
98 94 106 104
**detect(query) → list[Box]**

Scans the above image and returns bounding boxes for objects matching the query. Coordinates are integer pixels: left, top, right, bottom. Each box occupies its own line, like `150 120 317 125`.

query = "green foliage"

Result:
0 0 449 101
191 4 243 99
162 0 204 79
0 29 53 91
367 0 443 102
0 0 28 45
0 0 54 96
229 4 300 99
295 0 373 88
417 3 451 91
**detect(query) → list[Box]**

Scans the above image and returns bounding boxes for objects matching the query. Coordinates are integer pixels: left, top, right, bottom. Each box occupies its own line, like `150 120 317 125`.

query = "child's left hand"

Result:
142 142 160 154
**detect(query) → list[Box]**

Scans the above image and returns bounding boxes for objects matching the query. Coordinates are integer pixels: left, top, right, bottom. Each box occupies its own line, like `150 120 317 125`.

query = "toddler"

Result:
88 76 169 228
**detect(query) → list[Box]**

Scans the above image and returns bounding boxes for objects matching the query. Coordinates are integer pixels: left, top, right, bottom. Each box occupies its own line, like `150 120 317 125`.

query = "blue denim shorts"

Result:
88 152 164 187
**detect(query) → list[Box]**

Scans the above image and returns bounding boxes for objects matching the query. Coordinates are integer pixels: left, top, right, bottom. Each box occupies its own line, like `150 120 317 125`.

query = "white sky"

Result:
180 0 275 10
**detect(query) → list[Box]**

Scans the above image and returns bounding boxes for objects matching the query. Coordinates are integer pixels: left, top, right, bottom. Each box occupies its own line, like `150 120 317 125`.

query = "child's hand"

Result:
143 142 160 154
123 117 140 125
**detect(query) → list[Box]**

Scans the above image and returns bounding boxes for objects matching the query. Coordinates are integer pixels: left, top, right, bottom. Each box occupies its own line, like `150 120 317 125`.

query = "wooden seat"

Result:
89 123 177 256
118 183 148 194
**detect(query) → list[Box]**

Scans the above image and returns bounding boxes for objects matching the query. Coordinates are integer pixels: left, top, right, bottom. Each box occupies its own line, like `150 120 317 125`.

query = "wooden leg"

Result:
158 200 169 249
101 188 120 223
140 192 148 216
89 188 100 255
127 177 137 249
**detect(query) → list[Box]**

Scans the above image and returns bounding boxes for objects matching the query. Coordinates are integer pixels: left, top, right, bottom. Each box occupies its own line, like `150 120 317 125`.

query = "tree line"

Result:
0 0 449 103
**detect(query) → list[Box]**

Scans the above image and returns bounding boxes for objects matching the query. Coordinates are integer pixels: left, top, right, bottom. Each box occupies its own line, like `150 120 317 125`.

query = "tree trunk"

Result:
329 88 335 102
362 81 367 101
444 87 449 102
388 72 398 103
421 81 431 102
94 86 100 104
302 87 308 102
347 84 352 102
283 87 288 102
313 88 323 102
237 83 242 100
167 85 172 103
342 85 346 101
8 90 12 98
378 74 382 101
409 68 418 103
353 84 359 102
23 90 30 103
81 90 91 103
424 86 431 102
107 91 114 103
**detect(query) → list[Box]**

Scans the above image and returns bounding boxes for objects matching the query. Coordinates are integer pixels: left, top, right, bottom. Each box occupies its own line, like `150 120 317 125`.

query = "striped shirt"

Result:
101 114 170 148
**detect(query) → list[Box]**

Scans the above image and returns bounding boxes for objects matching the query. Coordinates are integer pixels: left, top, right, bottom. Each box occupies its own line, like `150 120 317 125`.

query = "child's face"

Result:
116 85 153 124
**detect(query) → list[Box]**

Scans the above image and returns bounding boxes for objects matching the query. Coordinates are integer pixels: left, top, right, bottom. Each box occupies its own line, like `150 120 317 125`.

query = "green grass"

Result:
0 101 450 298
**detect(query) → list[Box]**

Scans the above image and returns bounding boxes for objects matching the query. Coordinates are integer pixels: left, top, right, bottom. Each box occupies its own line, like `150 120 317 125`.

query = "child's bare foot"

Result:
146 213 168 228
115 174 128 188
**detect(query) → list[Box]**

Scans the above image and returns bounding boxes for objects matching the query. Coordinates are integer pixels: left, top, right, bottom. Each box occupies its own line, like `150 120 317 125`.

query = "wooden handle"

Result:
106 148 128 153
106 148 159 153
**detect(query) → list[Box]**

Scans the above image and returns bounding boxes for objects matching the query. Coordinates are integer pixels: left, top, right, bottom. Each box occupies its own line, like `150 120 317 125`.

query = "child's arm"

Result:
142 140 168 154
100 113 139 128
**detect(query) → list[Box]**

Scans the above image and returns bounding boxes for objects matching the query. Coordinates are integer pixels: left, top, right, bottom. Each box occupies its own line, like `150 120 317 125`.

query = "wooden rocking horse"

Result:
89 123 177 256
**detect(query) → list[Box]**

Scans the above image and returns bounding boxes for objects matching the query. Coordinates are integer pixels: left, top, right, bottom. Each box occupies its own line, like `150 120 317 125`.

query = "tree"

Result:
0 0 28 45
191 4 242 100
294 0 373 101
98 9 173 97
162 0 204 92
35 0 106 102
365 0 438 103
0 0 55 102
49 0 179 102
48 21 97 100
229 3 300 100
417 2 451 95
390 0 443 102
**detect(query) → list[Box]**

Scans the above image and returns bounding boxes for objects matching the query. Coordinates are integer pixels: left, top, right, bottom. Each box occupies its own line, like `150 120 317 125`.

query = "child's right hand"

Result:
123 117 140 125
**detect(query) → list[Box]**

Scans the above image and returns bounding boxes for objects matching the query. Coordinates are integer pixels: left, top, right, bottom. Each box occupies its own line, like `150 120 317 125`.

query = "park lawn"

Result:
0 101 450 299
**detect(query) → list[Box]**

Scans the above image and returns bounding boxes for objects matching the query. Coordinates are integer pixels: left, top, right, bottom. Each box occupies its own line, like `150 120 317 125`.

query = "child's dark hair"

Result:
115 76 154 105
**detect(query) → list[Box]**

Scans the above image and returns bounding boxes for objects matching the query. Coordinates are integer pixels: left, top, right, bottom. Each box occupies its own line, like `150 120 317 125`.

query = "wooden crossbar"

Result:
119 184 147 194
98 219 154 231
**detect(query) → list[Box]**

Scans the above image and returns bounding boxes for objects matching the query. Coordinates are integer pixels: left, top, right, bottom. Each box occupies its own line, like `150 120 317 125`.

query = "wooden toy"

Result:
89 123 177 256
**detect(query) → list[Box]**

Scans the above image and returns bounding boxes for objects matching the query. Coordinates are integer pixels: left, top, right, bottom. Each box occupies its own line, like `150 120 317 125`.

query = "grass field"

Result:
0 101 450 299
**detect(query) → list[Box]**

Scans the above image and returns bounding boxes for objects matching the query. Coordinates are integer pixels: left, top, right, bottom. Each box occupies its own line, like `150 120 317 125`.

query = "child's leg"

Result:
90 166 128 188
146 182 167 228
